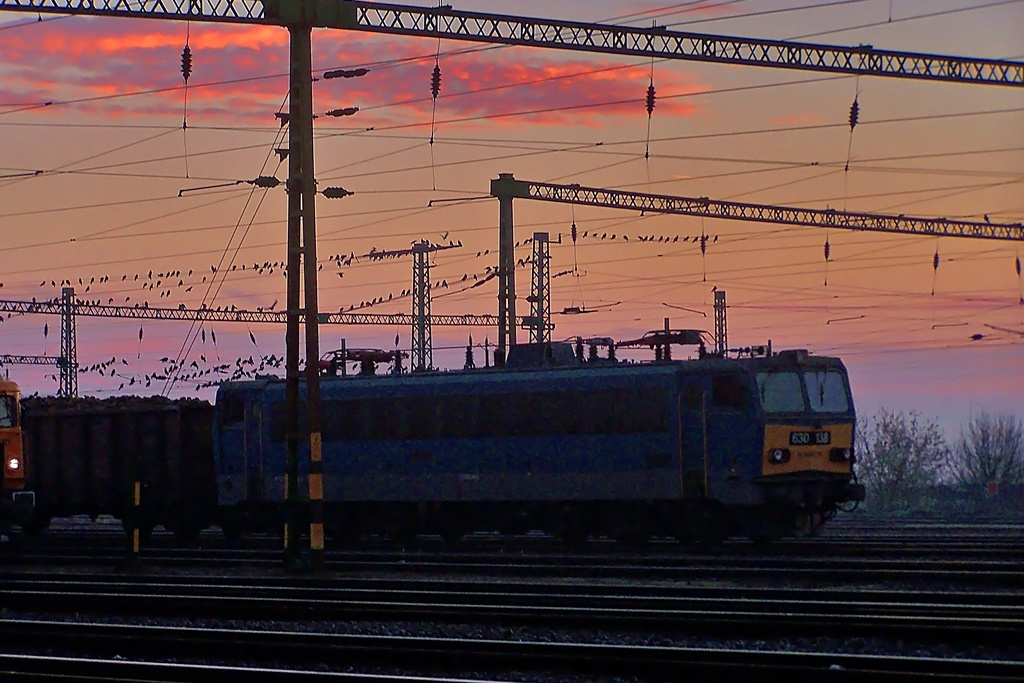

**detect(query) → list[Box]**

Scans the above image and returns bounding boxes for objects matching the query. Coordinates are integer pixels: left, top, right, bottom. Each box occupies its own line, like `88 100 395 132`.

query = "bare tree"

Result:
856 410 948 513
948 413 1024 488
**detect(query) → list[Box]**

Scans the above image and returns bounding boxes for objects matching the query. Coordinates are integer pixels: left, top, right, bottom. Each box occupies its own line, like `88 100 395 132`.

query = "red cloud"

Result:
1 20 706 128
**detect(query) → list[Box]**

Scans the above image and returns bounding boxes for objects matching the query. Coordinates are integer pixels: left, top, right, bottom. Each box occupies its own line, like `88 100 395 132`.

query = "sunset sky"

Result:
0 0 1021 435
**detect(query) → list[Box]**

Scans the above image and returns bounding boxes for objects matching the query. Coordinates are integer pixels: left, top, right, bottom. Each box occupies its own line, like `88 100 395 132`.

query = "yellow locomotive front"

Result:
750 351 864 536
0 379 34 532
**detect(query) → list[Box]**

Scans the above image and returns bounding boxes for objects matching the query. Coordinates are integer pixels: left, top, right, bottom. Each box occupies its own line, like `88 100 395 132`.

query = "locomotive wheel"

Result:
325 518 360 547
552 505 590 549
217 509 244 542
614 529 650 547
608 507 651 547
385 506 419 545
164 514 205 544
747 526 780 547
743 504 796 545
437 504 469 547
677 501 730 546
21 513 51 538
441 525 464 547
170 523 203 544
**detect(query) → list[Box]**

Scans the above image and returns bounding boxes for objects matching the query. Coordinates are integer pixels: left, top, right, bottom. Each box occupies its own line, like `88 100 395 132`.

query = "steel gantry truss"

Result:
0 288 77 397
0 355 62 366
411 241 432 372
0 296 509 327
364 239 460 372
489 174 1024 349
59 286 78 398
714 290 727 356
525 232 553 345
0 290 513 397
499 177 1024 242
2 1 1021 87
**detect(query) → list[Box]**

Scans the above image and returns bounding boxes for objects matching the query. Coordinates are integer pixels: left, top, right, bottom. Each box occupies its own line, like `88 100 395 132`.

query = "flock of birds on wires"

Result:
0 208 733 393
2 7 1021 395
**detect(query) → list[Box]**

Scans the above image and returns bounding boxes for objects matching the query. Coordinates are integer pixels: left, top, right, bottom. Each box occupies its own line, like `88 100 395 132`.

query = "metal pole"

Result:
529 232 550 344
714 290 727 355
59 287 78 398
284 26 303 563
664 316 671 361
295 24 325 562
491 174 517 355
411 241 432 372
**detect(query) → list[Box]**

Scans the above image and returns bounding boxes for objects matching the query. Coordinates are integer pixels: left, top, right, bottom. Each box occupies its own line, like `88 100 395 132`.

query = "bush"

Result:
855 410 948 513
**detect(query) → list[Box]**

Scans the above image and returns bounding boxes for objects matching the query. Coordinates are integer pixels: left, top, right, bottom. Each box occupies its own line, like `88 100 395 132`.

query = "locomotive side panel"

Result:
315 371 682 504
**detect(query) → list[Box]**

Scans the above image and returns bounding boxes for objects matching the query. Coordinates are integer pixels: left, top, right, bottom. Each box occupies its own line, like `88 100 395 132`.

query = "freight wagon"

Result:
20 396 216 538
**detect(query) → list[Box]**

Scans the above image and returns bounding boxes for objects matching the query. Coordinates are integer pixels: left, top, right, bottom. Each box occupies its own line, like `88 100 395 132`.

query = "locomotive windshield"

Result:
756 369 850 414
0 394 17 427
805 369 850 413
756 372 803 413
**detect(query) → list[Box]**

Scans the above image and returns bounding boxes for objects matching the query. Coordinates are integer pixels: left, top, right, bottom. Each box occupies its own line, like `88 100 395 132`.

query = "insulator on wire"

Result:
324 68 368 79
571 221 577 244
323 186 354 199
181 45 193 83
848 97 859 131
327 107 359 117
252 176 281 188
431 63 442 100
646 81 656 117
933 250 940 271
824 239 831 261
1017 257 1021 276
700 234 707 255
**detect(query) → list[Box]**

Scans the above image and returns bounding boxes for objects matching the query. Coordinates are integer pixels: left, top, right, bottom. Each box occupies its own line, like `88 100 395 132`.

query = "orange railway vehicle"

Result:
0 379 34 533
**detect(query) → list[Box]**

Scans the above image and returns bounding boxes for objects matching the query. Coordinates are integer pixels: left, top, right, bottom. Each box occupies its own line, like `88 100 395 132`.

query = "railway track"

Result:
11 532 1024 559
10 513 1024 551
5 543 1024 587
0 574 1021 641
4 519 1024 681
2 619 1023 683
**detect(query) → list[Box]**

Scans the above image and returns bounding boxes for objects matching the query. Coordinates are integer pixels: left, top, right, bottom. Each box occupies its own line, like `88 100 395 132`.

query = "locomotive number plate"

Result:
789 430 831 446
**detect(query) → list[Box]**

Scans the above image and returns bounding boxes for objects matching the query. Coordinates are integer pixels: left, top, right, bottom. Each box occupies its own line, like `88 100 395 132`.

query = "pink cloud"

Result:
1 20 706 128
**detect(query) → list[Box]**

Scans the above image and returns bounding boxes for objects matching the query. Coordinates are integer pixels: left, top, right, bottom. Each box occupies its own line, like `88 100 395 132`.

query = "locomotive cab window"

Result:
220 395 246 426
756 372 804 413
683 382 703 410
0 395 16 427
806 370 850 413
711 374 747 410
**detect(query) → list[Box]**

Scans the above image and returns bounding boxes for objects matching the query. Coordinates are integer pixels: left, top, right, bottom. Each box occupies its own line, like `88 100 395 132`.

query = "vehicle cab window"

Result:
0 395 17 428
756 371 804 413
805 370 850 413
220 395 245 426
712 373 748 410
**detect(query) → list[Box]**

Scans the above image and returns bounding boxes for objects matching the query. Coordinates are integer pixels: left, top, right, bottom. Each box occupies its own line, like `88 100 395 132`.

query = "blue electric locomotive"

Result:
213 341 863 544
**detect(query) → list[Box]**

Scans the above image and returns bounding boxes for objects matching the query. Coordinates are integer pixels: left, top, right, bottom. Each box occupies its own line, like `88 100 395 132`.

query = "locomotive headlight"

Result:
6 456 20 471
829 448 852 463
768 448 791 464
